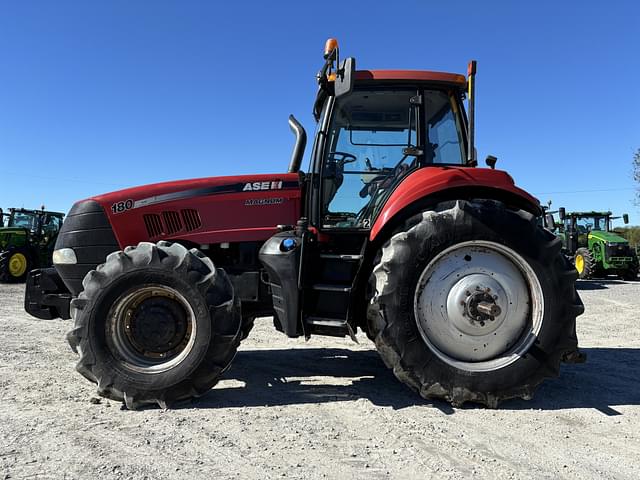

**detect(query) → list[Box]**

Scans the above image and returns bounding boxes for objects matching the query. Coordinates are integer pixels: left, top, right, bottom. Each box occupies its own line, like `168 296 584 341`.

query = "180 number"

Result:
111 199 134 214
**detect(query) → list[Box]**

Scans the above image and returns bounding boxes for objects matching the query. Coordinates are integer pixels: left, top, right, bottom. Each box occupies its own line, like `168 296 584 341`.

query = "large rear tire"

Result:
66 241 242 409
367 199 584 407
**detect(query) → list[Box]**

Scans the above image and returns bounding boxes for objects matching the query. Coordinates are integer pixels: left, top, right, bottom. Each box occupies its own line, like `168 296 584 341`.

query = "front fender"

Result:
370 167 541 241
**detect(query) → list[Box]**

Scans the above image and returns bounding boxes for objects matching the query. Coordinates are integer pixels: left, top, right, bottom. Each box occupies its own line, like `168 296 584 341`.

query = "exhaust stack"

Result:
287 115 307 173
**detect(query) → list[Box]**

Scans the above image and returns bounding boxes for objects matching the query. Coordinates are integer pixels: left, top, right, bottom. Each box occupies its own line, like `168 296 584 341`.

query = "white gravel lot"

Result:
1 278 639 480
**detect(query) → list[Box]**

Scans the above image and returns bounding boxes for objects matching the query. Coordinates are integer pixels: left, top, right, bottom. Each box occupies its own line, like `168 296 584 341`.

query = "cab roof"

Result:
8 207 65 216
568 211 613 217
355 70 467 88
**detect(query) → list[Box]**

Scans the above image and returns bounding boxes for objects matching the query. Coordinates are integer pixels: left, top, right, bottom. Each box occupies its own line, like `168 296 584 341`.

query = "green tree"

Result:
615 226 640 248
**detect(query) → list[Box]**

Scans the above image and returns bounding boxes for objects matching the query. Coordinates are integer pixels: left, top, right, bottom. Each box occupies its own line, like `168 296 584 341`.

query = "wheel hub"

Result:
465 287 502 323
125 297 189 357
414 241 544 371
8 253 27 277
445 274 508 338
107 285 196 373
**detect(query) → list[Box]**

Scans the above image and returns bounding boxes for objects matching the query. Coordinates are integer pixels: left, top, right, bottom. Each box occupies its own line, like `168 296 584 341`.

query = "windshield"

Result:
320 87 465 228
570 215 610 233
9 212 39 230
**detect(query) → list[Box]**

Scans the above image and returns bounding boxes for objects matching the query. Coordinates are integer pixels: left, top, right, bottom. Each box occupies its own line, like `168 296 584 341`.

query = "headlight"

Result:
52 248 77 264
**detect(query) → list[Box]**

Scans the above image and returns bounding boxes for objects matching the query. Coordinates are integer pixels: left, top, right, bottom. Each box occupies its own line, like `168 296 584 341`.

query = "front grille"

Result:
143 214 164 238
606 244 632 259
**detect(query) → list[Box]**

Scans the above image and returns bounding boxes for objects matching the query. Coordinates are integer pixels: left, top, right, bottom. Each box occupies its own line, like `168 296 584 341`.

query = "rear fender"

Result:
369 167 542 242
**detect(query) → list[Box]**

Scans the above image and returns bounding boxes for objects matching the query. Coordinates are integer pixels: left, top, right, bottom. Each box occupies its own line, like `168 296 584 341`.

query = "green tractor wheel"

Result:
574 247 594 279
0 248 31 282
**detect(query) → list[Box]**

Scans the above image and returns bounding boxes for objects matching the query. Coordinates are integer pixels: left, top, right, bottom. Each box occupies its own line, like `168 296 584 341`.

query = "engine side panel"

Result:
90 173 302 248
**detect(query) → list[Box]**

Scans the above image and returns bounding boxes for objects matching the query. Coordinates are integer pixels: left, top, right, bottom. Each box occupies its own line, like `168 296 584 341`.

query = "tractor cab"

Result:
5 208 64 244
314 84 467 231
301 40 471 234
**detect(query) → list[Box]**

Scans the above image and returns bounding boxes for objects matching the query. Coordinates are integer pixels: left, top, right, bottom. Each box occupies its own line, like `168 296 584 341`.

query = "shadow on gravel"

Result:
189 347 640 415
191 347 453 413
576 279 628 290
491 347 640 415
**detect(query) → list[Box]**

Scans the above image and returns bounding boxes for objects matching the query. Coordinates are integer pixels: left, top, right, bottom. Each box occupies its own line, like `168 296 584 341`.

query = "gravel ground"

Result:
1 278 639 480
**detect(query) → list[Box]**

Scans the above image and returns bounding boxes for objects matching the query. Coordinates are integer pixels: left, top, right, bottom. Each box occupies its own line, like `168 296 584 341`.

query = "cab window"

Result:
320 87 466 229
321 89 418 228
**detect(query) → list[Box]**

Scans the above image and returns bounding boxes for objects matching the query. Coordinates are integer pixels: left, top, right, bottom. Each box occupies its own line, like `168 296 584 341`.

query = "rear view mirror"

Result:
623 213 629 224
545 213 556 231
558 207 566 221
335 57 356 98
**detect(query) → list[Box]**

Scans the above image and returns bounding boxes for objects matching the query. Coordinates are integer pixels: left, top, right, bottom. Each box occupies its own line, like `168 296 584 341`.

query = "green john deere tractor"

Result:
0 207 65 282
557 208 638 280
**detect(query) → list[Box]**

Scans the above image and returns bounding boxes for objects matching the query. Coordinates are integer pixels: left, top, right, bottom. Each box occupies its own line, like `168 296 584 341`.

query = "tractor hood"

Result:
589 230 628 245
0 228 29 249
87 173 303 247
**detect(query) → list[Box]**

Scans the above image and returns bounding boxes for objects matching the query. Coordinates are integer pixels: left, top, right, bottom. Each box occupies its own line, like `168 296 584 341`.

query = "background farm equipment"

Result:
557 208 638 280
0 207 65 282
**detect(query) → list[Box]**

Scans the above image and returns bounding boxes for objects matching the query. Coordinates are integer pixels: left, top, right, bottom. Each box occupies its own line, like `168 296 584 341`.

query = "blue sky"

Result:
1 1 638 224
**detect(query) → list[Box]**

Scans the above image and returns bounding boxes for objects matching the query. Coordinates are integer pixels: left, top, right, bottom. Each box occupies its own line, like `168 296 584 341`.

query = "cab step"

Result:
319 253 363 261
305 316 357 342
311 283 351 293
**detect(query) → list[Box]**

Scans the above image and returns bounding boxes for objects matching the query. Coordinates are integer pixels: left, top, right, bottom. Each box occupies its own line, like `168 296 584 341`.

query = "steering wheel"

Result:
327 151 357 165
359 153 411 198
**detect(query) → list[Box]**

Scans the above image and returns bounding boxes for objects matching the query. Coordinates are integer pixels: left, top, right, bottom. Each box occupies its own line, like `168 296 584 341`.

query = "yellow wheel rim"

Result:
575 254 584 274
8 252 27 277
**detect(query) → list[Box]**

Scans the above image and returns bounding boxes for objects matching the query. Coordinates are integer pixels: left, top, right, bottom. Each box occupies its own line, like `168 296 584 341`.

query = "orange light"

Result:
327 72 337 82
324 38 339 58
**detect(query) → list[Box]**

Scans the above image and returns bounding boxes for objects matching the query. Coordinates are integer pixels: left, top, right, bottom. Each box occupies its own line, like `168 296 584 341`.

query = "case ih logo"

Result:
242 181 283 191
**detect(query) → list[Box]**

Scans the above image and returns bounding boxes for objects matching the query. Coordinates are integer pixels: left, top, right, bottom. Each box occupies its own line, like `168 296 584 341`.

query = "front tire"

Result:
574 247 594 279
0 247 31 282
67 241 242 409
367 199 584 407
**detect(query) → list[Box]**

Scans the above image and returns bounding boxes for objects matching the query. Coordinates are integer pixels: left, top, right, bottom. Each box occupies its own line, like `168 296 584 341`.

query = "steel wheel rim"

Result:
413 240 544 372
9 253 27 277
106 285 197 373
575 254 584 273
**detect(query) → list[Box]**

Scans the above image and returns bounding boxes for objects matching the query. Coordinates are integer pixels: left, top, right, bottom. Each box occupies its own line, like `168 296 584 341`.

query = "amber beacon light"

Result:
324 38 339 59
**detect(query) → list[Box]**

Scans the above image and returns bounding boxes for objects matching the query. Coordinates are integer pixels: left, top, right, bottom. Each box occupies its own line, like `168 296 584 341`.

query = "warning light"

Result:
324 38 339 59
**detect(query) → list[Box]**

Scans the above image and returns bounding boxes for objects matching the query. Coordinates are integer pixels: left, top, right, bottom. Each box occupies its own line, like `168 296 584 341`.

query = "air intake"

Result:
162 210 183 235
181 209 202 231
143 214 163 238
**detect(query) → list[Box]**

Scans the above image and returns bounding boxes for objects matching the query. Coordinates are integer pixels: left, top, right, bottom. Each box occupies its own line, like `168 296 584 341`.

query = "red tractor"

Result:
25 39 584 409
